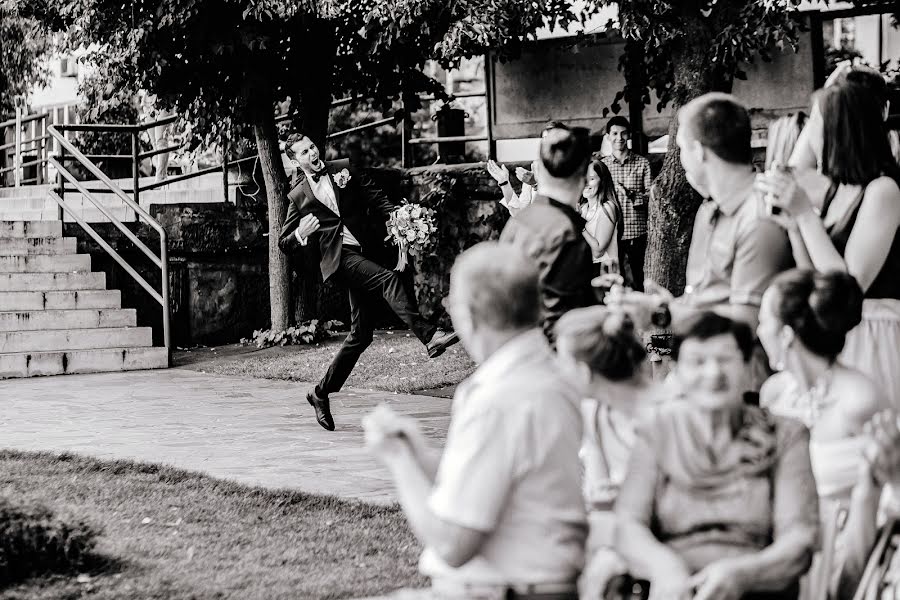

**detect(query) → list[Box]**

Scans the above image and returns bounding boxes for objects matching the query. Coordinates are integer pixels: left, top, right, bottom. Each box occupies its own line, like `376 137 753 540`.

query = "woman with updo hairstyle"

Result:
555 306 661 600
759 269 886 600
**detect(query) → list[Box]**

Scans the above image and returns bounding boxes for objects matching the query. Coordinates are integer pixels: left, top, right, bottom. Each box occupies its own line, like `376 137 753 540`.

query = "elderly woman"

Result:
555 306 662 600
615 312 819 600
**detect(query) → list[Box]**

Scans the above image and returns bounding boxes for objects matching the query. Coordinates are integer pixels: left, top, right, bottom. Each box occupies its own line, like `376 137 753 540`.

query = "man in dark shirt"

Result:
500 125 596 345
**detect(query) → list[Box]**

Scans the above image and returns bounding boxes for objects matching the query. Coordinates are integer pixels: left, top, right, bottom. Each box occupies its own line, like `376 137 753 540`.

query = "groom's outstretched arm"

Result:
356 167 397 220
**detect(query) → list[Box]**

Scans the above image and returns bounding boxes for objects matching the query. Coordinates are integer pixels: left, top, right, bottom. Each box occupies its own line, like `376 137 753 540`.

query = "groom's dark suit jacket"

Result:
278 159 396 282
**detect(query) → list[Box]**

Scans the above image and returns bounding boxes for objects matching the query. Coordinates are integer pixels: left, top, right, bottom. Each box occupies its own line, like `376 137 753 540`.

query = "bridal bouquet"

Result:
385 201 438 271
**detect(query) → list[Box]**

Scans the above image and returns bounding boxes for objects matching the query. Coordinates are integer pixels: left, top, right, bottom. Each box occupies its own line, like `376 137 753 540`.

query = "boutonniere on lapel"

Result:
333 168 351 188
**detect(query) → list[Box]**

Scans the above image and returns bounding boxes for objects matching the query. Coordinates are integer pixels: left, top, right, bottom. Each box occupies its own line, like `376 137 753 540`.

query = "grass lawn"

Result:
0 450 424 599
185 331 476 394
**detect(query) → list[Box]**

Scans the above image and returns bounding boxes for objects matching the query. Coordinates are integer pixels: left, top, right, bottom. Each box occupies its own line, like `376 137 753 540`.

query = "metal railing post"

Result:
132 131 140 211
401 96 411 168
160 230 171 364
13 107 22 187
222 139 229 203
57 143 65 222
484 53 497 161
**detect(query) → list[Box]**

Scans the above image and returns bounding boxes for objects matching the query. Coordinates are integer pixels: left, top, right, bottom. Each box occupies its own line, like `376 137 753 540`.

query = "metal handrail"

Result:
408 134 487 144
46 124 171 358
327 116 396 140
0 111 50 129
55 113 178 133
51 160 162 269
48 127 164 229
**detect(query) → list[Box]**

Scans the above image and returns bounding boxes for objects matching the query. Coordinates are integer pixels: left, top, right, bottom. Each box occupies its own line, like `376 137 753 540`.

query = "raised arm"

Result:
354 167 396 221
760 171 900 292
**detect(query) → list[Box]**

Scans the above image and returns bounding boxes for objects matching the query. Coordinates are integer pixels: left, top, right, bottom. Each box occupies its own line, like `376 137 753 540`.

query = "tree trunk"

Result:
645 23 731 295
250 83 291 331
291 24 341 324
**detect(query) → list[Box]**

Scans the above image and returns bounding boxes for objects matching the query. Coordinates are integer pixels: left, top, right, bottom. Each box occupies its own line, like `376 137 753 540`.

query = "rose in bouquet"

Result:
385 200 438 271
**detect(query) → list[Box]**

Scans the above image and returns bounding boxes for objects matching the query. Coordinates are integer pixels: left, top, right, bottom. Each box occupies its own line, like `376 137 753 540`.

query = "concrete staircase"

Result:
0 219 168 378
0 173 234 223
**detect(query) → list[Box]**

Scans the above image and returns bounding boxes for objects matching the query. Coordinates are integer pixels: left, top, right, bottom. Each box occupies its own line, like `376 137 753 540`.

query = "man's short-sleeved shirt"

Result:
602 152 651 240
681 191 793 311
420 329 588 585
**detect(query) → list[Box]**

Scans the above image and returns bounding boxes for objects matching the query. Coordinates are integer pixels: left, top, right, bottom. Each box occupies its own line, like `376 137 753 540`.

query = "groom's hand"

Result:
295 214 320 239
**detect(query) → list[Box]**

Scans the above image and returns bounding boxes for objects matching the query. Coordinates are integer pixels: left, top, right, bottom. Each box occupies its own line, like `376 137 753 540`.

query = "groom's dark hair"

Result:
284 133 311 161
679 93 752 165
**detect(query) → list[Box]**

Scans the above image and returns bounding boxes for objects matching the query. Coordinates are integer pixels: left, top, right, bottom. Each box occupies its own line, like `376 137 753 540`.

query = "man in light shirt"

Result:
364 241 587 600
278 133 458 431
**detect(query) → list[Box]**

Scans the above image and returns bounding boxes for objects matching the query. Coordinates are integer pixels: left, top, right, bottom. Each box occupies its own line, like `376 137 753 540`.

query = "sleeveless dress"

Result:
764 375 876 600
580 200 620 280
821 183 900 410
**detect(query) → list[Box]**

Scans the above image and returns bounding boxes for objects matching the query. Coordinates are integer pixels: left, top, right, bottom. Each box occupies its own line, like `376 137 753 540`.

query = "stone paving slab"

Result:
0 369 451 504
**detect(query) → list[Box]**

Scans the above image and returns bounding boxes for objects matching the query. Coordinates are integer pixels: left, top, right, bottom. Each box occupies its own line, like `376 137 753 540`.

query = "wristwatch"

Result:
499 180 510 187
651 303 672 329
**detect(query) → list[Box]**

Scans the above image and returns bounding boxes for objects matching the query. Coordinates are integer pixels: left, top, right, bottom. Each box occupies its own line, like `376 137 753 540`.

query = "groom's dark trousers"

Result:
278 159 436 396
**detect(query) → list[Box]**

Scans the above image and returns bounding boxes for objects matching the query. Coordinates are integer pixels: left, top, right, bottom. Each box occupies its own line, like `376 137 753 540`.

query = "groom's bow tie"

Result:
309 169 326 183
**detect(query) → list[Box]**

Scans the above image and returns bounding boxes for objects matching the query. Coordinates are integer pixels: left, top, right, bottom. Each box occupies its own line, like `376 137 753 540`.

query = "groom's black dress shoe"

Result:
426 329 459 359
307 388 335 431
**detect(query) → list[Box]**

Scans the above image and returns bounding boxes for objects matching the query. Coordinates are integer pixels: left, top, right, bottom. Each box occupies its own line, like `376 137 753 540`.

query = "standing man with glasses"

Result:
602 116 652 291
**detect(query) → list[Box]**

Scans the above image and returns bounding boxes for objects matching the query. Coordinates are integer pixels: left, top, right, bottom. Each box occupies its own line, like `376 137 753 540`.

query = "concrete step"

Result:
0 187 47 199
0 194 130 211
0 207 136 223
0 309 136 332
0 326 152 353
0 272 106 292
0 254 90 273
0 237 76 255
0 346 168 378
0 290 121 311
62 207 135 223
0 209 50 221
0 221 63 238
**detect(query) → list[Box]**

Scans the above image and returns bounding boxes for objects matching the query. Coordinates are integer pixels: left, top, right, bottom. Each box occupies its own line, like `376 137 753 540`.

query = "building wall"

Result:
491 25 816 156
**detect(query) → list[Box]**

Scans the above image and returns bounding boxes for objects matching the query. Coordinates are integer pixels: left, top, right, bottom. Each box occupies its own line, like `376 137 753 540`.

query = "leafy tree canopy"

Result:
0 1 54 116
24 0 593 143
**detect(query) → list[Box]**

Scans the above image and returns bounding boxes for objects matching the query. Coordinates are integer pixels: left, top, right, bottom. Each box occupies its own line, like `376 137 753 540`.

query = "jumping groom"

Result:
278 133 458 431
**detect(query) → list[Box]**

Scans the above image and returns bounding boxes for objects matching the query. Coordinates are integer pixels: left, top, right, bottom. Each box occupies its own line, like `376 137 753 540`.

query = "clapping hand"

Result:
486 160 510 185
605 280 673 329
649 566 693 600
578 548 628 600
363 404 426 465
516 166 536 187
363 404 411 465
863 410 900 489
688 559 746 600
295 214 320 239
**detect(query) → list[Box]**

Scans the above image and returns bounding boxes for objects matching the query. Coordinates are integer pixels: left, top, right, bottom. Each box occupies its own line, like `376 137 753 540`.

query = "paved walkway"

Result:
0 369 451 504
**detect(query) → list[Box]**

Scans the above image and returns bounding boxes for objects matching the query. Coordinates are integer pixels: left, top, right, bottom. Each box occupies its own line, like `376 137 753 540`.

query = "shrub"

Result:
241 319 343 348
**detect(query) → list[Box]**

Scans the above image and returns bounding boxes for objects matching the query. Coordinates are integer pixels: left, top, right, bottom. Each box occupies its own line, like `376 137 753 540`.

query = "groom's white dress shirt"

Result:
296 170 361 248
